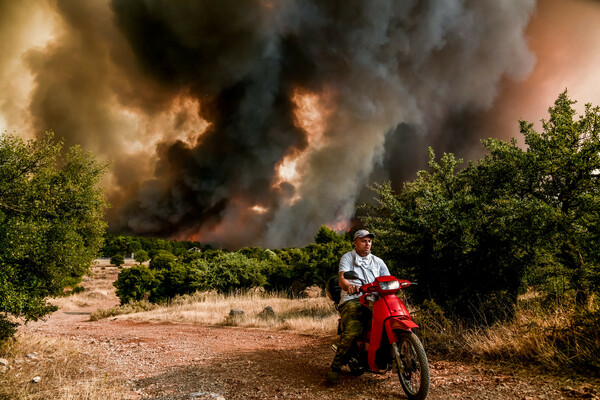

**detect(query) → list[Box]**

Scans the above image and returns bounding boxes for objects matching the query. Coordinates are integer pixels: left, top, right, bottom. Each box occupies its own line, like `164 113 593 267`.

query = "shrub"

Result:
150 262 194 302
149 251 176 270
110 254 124 267
0 132 107 341
0 319 18 342
188 253 268 292
134 249 149 264
113 265 157 304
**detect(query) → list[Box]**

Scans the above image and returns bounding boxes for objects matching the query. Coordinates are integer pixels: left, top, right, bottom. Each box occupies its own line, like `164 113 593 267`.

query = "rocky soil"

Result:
19 263 599 400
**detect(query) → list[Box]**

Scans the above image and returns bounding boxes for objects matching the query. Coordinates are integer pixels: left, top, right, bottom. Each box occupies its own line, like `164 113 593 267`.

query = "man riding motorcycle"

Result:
327 229 390 384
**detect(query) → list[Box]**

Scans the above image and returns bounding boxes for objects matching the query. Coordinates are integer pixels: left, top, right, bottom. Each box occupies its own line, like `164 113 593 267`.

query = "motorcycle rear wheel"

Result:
392 331 430 400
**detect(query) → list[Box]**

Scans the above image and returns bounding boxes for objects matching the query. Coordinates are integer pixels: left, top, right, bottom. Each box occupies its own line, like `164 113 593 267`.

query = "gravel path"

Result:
20 265 599 400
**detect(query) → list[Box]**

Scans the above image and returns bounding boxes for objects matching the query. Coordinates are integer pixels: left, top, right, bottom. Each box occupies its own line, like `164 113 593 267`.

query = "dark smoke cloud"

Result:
2 0 543 248
109 0 538 247
264 0 537 246
110 0 306 243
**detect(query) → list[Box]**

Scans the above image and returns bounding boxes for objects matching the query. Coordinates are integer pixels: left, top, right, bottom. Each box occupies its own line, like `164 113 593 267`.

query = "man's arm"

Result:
338 271 360 295
380 260 390 276
338 252 360 295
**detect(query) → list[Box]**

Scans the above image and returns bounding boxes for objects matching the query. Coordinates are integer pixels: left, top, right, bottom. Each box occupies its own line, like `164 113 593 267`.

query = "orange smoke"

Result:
183 197 270 246
479 0 600 144
274 87 333 198
124 93 208 155
326 220 352 234
292 87 329 142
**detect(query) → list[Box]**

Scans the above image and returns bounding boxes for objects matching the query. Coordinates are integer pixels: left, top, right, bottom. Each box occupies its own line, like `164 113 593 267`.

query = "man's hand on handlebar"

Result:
347 285 360 295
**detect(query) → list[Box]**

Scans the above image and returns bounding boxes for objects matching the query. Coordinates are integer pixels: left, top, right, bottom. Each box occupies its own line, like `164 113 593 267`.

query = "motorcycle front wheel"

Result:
392 331 430 400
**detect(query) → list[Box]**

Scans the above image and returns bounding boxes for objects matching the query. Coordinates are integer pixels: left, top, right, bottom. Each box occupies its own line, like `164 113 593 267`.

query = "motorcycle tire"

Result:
392 331 430 400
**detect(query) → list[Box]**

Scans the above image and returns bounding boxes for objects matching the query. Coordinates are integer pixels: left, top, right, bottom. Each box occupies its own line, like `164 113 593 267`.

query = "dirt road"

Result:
20 265 598 400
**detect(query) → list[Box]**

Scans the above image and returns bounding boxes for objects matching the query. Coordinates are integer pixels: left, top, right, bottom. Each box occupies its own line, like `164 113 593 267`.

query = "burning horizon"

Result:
2 0 600 248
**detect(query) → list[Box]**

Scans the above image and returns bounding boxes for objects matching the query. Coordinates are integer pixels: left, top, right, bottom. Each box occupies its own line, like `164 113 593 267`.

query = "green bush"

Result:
363 92 600 322
0 319 18 342
0 132 107 342
113 265 157 304
150 262 194 302
134 249 149 264
110 254 125 267
262 259 295 292
149 251 176 270
178 250 203 263
188 253 268 292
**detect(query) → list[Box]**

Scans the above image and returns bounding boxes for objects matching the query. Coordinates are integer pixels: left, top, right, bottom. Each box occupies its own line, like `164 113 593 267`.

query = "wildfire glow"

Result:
251 205 268 214
292 88 328 144
274 87 334 201
276 157 298 183
125 94 208 155
327 220 352 233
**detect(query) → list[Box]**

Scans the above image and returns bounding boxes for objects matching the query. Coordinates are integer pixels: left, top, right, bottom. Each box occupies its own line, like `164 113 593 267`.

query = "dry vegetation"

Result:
0 335 133 400
0 261 131 400
49 260 122 312
0 263 339 400
2 262 598 400
464 297 600 372
93 290 339 335
85 261 599 376
416 292 600 376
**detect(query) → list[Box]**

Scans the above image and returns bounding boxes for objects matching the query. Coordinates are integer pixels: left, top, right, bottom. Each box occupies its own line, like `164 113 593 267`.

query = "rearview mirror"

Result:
343 270 360 280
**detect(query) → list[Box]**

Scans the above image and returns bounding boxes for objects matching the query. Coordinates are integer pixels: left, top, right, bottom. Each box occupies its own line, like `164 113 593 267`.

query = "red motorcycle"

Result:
327 271 430 400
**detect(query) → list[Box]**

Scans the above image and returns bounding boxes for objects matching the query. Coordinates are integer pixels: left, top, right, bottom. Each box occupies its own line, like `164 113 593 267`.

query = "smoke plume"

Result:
1 0 544 247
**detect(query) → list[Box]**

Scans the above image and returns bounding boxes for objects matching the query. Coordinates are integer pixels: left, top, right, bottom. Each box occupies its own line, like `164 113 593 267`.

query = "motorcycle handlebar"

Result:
343 271 418 291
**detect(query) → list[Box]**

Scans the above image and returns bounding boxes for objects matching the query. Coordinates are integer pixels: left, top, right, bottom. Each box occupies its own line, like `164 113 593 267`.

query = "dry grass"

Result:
42 259 600 382
0 262 136 400
417 292 600 374
48 265 121 312
49 288 117 312
89 300 159 320
463 298 565 362
462 295 600 371
109 290 339 335
0 334 133 400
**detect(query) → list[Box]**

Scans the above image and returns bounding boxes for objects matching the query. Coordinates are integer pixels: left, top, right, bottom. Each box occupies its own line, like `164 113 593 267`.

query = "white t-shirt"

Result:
338 250 390 305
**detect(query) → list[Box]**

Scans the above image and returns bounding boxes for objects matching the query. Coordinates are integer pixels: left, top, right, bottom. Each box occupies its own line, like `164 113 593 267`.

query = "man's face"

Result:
354 236 372 257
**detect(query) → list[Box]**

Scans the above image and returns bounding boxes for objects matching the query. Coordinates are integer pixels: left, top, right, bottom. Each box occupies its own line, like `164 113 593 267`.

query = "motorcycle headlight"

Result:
379 280 400 291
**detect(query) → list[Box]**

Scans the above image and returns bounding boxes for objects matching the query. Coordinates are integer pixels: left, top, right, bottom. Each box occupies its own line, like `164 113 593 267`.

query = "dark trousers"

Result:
331 298 371 369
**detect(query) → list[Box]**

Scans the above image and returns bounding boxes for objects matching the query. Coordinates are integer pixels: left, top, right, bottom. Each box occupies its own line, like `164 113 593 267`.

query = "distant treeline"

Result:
100 234 209 259
108 226 352 304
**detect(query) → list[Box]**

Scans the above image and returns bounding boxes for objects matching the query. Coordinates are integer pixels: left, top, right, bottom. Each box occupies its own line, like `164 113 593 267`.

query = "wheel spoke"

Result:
393 331 429 399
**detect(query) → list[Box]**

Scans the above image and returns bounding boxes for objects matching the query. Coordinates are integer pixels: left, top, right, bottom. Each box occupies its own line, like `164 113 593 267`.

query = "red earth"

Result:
20 264 599 400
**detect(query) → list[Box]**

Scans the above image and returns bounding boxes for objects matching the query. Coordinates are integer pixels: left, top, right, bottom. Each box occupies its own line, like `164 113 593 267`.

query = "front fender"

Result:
385 317 419 343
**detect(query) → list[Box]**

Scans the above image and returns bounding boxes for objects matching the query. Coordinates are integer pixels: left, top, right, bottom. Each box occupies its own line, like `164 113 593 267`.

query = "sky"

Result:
1 0 600 248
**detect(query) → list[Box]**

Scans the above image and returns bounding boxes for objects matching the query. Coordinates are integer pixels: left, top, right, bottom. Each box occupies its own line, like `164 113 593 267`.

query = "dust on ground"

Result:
19 261 599 399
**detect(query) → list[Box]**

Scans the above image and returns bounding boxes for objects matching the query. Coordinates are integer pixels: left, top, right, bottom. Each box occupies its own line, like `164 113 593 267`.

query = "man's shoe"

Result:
326 367 340 385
